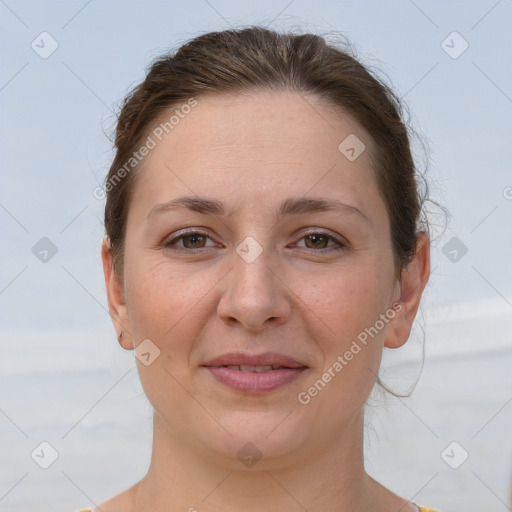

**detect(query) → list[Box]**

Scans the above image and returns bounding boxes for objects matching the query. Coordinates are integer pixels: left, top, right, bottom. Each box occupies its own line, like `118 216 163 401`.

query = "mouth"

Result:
220 364 293 372
202 352 308 393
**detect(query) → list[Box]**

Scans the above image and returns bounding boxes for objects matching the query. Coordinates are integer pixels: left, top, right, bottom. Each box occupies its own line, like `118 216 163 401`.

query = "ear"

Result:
101 237 134 350
384 232 430 349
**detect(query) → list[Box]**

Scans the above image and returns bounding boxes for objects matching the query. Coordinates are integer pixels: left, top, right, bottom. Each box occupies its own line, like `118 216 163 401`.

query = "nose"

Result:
216 242 292 332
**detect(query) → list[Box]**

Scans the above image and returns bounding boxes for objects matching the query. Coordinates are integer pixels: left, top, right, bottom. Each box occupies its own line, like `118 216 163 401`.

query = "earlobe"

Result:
101 237 134 351
384 233 430 349
117 330 132 351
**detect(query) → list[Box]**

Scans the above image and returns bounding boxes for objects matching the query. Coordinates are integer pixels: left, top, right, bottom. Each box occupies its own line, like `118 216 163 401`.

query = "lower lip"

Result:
205 367 307 393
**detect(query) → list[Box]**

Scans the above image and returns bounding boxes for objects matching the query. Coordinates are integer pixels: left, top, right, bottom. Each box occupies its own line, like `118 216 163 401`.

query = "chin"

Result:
195 410 312 470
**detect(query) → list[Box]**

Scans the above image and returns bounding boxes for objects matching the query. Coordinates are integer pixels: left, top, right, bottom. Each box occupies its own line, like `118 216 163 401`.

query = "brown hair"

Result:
104 26 428 278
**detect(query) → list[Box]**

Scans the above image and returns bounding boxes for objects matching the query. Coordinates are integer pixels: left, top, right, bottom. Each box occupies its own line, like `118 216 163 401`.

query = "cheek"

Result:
298 259 394 343
123 260 214 414
124 258 218 356
294 256 395 403
296 271 388 409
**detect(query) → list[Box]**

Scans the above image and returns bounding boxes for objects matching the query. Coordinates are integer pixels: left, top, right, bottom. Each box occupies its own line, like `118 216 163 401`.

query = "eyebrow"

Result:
147 195 369 223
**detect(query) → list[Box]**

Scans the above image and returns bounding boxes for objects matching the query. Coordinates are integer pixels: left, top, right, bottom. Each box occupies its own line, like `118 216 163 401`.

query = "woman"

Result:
83 26 438 511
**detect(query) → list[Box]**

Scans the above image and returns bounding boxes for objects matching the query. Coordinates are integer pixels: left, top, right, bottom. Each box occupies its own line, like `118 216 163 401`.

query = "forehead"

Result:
131 90 382 218
149 90 371 157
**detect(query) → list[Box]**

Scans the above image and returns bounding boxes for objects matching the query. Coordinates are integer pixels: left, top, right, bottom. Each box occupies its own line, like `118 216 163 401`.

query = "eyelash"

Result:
163 229 347 253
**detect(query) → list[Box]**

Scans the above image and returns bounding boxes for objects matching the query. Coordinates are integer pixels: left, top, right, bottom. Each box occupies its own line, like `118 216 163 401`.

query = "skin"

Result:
100 90 430 512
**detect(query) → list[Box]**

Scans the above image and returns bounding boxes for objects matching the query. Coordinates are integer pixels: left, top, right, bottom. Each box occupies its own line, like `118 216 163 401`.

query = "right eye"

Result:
163 230 218 252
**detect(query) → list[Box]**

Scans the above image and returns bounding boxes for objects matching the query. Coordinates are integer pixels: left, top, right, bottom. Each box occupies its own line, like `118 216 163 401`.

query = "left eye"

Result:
294 233 344 251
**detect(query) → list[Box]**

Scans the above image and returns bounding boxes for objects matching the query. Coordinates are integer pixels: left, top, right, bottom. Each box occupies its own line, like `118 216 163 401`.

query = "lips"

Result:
224 364 287 372
203 352 306 369
202 352 308 393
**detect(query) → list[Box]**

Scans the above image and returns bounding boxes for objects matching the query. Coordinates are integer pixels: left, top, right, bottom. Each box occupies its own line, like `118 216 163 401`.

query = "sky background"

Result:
0 1 511 511
1 0 511 336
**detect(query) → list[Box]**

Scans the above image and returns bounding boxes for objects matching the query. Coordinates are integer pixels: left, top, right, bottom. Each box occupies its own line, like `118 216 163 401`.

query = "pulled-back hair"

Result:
104 26 427 278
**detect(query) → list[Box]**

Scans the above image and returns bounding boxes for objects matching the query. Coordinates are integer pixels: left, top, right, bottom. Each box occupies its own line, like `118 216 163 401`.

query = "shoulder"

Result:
76 484 136 512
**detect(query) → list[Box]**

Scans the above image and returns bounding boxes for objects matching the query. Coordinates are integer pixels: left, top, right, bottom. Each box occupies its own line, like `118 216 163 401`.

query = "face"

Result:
103 90 425 468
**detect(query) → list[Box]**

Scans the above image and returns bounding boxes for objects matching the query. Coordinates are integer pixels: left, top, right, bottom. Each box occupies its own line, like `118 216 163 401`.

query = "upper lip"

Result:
202 352 307 369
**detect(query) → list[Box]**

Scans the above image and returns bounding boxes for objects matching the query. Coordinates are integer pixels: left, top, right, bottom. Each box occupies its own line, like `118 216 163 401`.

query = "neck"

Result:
131 409 400 512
